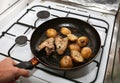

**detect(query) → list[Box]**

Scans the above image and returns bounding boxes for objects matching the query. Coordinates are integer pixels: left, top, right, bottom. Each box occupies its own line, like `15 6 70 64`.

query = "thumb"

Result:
17 68 30 77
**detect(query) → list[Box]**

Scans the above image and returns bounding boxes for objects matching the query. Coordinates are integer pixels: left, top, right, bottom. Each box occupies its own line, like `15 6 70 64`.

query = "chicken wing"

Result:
38 37 55 56
55 35 68 55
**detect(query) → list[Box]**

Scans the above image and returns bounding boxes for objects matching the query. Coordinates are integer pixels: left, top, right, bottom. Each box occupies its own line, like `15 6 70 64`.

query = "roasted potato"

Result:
69 43 81 51
60 55 73 68
81 47 92 59
60 27 71 36
46 28 57 37
77 36 89 47
67 34 78 42
71 50 84 62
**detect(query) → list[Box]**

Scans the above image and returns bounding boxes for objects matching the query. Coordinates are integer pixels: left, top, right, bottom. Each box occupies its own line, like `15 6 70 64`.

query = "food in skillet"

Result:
70 50 84 62
38 27 92 68
60 27 71 36
69 43 81 52
46 28 57 37
55 35 68 55
60 55 73 68
81 47 92 59
77 36 89 47
38 37 55 56
67 34 78 42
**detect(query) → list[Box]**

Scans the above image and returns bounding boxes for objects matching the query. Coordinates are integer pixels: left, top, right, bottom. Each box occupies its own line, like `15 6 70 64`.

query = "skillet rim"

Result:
30 17 101 71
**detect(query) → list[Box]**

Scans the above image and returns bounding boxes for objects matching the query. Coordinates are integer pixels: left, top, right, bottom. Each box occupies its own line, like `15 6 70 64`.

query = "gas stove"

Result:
0 0 119 83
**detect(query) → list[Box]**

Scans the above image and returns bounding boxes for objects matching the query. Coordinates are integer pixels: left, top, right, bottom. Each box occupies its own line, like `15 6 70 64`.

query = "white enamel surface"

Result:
0 0 32 29
0 0 18 14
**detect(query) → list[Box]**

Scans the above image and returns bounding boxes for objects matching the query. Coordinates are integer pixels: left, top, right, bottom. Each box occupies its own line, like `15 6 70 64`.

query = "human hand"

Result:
0 57 30 83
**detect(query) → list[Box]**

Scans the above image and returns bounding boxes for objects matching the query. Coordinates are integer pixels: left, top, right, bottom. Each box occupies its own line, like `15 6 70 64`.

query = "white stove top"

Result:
0 0 117 83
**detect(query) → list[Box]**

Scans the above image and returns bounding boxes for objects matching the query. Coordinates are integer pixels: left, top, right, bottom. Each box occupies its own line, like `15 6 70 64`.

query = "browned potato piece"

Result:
60 55 73 68
69 43 81 51
77 36 89 47
81 47 92 59
71 50 84 62
60 27 71 36
46 28 57 37
67 34 78 42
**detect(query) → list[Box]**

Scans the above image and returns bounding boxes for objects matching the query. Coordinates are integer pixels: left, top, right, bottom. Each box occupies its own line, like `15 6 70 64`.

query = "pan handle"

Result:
15 57 39 69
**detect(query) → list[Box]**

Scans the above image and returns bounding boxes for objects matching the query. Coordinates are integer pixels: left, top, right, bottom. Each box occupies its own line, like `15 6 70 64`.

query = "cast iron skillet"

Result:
16 17 101 71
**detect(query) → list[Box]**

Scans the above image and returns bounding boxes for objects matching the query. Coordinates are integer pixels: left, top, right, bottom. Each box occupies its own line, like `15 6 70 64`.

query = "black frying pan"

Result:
16 17 101 71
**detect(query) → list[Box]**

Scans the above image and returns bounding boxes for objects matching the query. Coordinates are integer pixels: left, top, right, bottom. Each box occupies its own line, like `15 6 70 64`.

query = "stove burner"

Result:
15 36 27 46
37 11 50 19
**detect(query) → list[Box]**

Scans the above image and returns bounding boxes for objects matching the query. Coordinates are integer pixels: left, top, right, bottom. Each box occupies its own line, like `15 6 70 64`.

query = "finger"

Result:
3 57 17 65
14 67 30 77
19 69 30 77
7 58 17 65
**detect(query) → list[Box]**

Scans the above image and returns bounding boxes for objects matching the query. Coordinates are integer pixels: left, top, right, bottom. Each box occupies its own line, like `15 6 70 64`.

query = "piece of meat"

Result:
55 35 68 55
38 37 55 56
